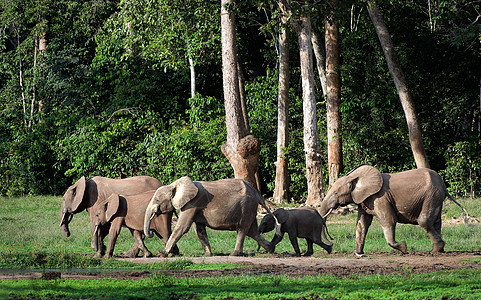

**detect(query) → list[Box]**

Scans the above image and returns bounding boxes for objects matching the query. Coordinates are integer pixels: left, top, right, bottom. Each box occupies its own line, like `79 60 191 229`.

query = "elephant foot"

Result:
431 241 445 254
354 252 366 258
142 251 152 258
324 245 333 254
230 250 243 256
157 250 168 258
397 241 407 254
302 252 311 257
171 245 180 255
124 249 140 258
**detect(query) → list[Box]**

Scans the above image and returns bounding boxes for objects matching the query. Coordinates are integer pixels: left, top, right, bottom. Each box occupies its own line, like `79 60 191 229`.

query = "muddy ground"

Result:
1 251 480 280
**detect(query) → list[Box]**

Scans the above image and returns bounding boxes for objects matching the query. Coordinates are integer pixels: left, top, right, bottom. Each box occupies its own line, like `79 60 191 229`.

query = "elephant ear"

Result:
171 176 199 210
66 176 86 213
274 208 289 224
105 194 120 222
349 165 383 204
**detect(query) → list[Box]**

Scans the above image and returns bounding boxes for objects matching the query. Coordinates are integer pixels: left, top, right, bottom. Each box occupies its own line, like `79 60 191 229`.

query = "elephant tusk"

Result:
323 208 333 219
59 213 73 227
149 212 156 221
59 214 65 228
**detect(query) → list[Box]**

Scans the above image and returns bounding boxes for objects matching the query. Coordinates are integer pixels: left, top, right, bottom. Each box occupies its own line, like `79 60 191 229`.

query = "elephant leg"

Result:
124 229 141 258
193 223 212 256
92 224 109 255
304 239 314 256
269 232 285 253
246 221 274 253
418 207 445 253
312 237 333 254
154 212 180 255
231 229 247 256
355 212 373 256
105 221 122 258
287 233 301 257
133 230 152 258
378 217 407 254
162 209 196 256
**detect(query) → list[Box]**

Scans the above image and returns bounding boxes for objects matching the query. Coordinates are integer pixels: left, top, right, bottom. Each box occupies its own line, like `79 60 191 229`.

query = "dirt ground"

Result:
1 251 480 280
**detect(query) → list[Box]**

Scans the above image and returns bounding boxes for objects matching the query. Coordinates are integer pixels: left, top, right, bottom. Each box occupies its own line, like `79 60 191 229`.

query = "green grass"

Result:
1 196 480 299
0 196 480 260
1 269 480 299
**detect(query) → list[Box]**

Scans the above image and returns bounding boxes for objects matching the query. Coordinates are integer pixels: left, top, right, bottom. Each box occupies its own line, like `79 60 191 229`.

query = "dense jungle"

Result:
0 0 480 201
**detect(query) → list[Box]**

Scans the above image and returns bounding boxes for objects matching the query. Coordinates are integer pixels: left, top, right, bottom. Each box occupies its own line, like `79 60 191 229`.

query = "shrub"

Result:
442 140 481 198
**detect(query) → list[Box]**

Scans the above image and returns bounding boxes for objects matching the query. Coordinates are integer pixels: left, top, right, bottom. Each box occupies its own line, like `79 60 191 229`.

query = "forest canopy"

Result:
0 0 480 199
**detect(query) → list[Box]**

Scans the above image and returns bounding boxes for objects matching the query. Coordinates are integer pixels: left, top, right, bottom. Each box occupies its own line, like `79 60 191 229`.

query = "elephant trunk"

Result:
95 225 102 255
144 202 156 238
59 202 71 237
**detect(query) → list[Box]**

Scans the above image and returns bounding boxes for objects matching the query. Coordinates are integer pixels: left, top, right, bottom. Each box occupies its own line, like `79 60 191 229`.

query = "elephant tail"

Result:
446 192 470 226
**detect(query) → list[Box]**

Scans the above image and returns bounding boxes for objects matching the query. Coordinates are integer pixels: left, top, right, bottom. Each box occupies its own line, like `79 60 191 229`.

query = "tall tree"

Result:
367 1 430 169
325 0 342 187
282 1 325 205
311 28 328 99
220 0 261 190
273 4 290 203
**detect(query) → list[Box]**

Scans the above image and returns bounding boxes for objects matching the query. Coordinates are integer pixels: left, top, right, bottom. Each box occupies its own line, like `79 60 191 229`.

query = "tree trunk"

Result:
311 28 327 99
291 13 325 206
325 0 343 188
221 0 260 190
189 57 196 98
37 32 47 122
273 10 290 204
367 1 430 169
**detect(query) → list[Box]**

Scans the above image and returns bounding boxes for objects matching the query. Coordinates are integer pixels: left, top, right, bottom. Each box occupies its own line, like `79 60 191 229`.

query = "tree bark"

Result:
325 0 343 188
291 13 325 206
367 1 430 169
311 28 328 99
273 10 290 203
221 0 260 190
189 57 196 98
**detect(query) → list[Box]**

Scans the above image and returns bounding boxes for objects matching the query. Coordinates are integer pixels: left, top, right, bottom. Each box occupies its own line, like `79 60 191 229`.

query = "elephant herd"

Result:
59 165 468 258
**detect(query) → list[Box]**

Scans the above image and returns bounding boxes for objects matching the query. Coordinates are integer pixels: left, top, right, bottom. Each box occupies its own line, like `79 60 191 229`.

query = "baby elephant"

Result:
259 207 333 256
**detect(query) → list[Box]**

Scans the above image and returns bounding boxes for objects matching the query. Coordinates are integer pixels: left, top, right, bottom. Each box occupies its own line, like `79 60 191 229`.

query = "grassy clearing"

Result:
1 195 480 299
1 269 481 299
0 196 480 262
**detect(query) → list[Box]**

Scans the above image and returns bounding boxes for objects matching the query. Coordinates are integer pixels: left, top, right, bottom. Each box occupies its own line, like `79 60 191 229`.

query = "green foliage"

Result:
0 0 480 200
442 141 481 198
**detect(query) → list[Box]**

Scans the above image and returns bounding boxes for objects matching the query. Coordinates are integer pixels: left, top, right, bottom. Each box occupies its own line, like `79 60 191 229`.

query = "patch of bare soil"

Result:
2 251 480 280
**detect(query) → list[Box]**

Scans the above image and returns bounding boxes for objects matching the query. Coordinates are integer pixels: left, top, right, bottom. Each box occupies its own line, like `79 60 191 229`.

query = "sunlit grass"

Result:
1 269 480 299
0 196 479 261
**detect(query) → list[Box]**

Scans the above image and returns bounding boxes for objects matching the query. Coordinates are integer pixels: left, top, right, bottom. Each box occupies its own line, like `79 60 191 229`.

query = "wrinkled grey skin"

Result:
60 176 162 256
319 165 468 256
259 207 333 256
144 177 278 256
90 190 178 258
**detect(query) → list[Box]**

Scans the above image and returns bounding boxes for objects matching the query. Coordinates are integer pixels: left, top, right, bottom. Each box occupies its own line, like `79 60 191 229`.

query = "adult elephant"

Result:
59 176 164 256
90 191 175 258
319 165 468 256
144 176 279 256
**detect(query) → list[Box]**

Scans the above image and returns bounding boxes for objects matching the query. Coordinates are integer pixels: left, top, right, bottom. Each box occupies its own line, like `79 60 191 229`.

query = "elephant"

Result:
90 190 176 258
144 176 280 256
59 176 163 256
319 165 469 256
259 207 333 256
